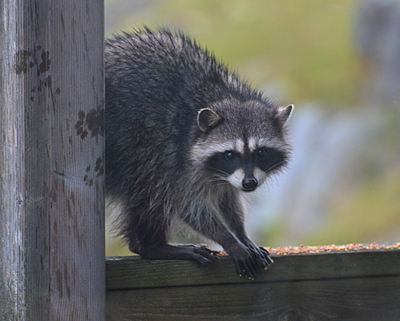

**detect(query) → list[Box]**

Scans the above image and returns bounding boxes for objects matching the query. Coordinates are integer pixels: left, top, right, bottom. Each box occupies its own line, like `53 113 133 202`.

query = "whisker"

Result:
265 160 286 173
204 166 230 177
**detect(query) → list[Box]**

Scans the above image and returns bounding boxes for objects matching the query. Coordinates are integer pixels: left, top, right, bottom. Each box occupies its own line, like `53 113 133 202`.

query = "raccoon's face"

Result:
204 140 287 192
191 101 293 192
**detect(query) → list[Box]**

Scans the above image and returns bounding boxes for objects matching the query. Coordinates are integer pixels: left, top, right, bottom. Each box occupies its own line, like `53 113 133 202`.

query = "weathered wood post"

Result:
0 0 105 320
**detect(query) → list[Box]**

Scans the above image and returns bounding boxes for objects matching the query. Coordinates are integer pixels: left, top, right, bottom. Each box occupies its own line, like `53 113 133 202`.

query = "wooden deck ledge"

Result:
106 245 400 320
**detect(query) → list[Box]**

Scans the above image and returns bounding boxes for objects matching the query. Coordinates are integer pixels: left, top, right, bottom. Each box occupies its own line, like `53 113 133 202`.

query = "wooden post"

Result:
0 0 105 320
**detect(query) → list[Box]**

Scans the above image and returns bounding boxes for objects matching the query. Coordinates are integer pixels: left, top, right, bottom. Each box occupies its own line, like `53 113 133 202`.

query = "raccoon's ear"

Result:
197 108 222 132
275 104 294 126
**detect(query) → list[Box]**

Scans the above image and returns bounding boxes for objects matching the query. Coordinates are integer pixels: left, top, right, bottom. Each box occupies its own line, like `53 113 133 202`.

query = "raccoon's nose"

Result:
242 177 258 191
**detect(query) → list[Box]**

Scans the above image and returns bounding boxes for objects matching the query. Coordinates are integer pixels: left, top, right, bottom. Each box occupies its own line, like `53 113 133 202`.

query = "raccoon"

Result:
105 27 293 278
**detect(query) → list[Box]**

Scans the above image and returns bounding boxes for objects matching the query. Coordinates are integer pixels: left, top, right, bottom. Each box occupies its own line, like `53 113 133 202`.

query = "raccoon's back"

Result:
105 27 256 119
105 29 208 193
105 28 259 195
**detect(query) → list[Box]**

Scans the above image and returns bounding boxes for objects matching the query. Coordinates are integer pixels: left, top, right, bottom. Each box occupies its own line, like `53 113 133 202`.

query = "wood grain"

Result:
107 276 400 320
0 1 105 320
106 249 400 320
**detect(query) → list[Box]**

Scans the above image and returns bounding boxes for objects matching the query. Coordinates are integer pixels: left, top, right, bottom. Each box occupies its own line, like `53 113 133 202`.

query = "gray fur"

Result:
105 27 293 278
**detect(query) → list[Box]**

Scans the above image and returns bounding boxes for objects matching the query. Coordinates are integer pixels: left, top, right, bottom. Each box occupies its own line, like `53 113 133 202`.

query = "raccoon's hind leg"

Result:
124 207 216 266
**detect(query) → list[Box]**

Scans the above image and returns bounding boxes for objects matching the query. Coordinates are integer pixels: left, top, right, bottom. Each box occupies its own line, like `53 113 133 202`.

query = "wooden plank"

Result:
106 276 400 320
106 249 400 289
0 0 105 320
106 250 400 320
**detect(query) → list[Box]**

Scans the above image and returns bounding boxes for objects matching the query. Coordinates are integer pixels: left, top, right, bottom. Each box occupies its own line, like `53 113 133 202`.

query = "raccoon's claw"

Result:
139 244 218 267
235 258 257 279
252 246 273 269
172 244 218 266
235 254 261 279
191 245 219 266
190 244 220 256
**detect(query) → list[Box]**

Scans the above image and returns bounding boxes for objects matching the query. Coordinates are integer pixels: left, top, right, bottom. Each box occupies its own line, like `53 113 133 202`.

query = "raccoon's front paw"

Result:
177 244 219 267
227 244 258 279
138 244 218 267
231 245 273 279
233 257 257 279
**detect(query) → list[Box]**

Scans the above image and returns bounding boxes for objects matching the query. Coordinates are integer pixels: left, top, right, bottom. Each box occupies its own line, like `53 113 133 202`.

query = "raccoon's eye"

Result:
257 148 269 160
256 147 286 173
224 151 236 161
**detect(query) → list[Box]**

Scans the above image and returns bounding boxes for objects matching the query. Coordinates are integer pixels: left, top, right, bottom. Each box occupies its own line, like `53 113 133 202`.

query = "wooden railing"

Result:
106 247 400 320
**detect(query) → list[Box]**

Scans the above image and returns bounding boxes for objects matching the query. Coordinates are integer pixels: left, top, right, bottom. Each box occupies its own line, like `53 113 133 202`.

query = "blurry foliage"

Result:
305 166 400 245
106 0 361 108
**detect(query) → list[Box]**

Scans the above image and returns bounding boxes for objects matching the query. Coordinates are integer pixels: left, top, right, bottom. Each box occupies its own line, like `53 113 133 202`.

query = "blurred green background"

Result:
106 0 361 107
105 0 400 256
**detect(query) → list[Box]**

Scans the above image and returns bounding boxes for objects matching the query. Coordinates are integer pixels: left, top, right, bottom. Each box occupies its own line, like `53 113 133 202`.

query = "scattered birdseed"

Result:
264 242 400 255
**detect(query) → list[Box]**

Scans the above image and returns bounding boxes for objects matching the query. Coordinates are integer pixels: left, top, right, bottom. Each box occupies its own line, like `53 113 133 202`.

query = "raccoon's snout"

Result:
242 177 258 192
